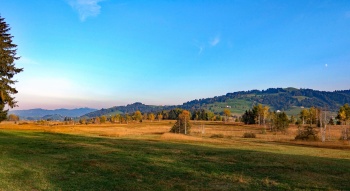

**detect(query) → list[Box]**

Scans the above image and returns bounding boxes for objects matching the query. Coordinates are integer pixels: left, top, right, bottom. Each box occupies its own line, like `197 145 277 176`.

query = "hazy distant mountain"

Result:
9 108 97 120
84 88 350 117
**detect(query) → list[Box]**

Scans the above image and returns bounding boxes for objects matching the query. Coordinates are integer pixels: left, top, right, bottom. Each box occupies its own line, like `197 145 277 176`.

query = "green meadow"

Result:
1 127 350 191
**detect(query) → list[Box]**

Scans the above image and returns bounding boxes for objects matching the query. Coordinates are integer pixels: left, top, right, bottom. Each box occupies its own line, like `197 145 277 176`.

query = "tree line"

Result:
182 88 350 112
240 103 350 141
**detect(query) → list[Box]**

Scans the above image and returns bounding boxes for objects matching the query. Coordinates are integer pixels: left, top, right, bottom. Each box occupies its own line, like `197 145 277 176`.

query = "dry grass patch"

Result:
160 133 204 142
1 120 350 152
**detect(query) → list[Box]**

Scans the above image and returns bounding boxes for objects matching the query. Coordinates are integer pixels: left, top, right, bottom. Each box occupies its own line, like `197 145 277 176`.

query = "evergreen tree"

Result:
0 16 23 122
328 118 335 125
272 112 289 132
242 109 256 124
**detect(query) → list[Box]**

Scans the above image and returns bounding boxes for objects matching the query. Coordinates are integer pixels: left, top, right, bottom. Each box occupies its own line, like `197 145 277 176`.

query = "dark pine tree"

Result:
0 16 23 122
242 109 256 124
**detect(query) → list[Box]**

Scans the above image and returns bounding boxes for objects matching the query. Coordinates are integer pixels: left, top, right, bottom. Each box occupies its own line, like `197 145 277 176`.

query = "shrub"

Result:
295 125 319 141
210 134 224 138
243 132 256 138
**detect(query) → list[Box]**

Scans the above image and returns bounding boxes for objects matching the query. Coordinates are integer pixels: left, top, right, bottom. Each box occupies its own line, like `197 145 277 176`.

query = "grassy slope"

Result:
205 98 254 115
1 129 350 190
204 97 303 116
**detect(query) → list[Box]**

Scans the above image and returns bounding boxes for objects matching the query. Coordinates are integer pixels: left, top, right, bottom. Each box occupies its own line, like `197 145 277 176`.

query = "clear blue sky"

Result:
1 0 350 110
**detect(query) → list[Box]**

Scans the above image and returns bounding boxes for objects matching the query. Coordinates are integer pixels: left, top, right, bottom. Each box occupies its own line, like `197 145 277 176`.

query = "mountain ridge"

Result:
9 108 97 120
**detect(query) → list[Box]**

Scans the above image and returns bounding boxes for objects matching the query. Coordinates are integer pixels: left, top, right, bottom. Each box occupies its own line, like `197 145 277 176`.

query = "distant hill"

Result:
82 102 175 118
83 88 350 117
181 88 350 115
42 114 65 121
9 108 97 120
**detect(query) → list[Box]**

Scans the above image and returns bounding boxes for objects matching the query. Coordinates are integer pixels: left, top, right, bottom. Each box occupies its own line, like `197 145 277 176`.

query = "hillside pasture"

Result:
206 98 253 115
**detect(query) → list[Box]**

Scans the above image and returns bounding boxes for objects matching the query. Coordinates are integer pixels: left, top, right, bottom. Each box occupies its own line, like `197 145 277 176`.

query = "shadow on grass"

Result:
0 130 349 190
251 138 350 151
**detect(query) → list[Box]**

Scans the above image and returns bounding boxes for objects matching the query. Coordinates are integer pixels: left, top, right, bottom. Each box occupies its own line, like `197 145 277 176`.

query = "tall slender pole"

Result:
185 116 187 135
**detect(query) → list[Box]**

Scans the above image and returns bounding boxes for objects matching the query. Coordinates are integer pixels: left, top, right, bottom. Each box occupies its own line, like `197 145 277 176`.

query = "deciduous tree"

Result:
170 110 191 134
148 113 155 122
255 104 270 125
336 104 350 125
100 115 106 123
7 113 19 121
157 113 163 121
79 118 86 124
336 104 350 140
94 117 100 124
300 109 308 125
223 108 231 122
133 110 142 122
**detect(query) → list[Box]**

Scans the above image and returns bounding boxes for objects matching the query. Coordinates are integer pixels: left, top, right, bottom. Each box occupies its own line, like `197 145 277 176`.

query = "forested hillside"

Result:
182 88 350 111
83 88 350 117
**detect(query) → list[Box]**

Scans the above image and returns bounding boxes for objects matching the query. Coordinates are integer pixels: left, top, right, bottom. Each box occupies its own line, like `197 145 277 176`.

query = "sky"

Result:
0 0 350 110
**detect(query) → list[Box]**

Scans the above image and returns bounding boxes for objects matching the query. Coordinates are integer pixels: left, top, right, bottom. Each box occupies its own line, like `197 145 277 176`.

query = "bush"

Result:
210 134 224 138
295 125 319 141
243 132 256 138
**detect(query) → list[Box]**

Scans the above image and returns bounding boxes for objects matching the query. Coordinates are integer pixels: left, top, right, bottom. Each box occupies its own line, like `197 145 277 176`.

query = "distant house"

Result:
226 105 231 108
301 106 304 108
276 110 281 113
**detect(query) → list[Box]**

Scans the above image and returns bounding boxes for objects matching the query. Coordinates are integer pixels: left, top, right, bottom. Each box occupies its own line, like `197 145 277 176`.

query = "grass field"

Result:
206 98 254 115
1 121 350 190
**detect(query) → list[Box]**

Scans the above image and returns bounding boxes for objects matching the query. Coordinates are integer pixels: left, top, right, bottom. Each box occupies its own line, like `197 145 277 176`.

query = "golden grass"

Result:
1 120 349 151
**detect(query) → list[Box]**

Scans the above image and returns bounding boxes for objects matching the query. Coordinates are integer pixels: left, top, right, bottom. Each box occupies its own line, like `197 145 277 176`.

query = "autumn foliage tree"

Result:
336 104 350 125
0 16 23 122
7 113 19 121
79 118 86 124
336 104 350 140
100 115 106 123
170 110 191 134
157 113 163 121
256 104 269 125
223 108 231 122
133 110 142 122
296 107 321 141
148 113 155 121
94 117 100 124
